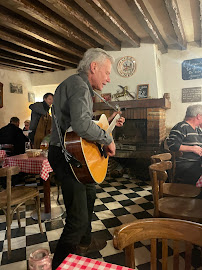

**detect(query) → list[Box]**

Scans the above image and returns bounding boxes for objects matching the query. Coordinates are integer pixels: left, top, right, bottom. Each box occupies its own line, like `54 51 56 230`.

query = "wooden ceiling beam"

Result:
0 5 85 57
0 39 77 68
0 49 66 70
164 0 187 50
39 0 121 50
0 63 42 73
1 0 101 49
85 0 140 47
0 26 81 64
0 57 55 72
125 0 167 54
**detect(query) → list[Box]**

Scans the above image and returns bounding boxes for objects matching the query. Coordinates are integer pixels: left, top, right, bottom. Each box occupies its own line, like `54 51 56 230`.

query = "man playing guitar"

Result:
48 48 125 270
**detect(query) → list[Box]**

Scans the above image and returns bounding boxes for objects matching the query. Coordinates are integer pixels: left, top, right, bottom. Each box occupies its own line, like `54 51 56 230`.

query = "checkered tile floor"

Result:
0 175 201 269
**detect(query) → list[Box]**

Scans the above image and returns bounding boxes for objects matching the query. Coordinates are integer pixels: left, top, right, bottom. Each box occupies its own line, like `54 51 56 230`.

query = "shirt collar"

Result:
78 72 94 97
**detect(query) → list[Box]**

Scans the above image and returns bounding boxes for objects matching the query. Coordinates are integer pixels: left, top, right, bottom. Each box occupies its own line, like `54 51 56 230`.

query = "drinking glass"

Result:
29 249 52 270
25 142 31 151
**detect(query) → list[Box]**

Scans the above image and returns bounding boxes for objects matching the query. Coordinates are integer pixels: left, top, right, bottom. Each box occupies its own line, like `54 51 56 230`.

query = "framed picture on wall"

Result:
28 92 35 103
10 83 23 94
137 84 149 99
101 93 112 102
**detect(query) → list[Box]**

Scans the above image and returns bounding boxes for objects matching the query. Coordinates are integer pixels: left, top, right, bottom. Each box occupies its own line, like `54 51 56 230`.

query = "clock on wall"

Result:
117 56 136 77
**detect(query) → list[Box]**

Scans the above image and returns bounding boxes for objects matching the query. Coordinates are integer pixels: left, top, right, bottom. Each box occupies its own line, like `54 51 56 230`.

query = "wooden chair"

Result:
150 153 201 198
149 161 202 223
113 218 202 270
0 166 43 258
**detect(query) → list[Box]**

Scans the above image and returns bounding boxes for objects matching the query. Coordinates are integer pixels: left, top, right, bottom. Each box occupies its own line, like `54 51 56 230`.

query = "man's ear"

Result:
90 62 97 74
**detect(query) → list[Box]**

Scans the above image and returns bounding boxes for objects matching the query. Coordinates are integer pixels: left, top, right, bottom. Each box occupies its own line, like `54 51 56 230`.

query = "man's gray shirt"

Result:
50 72 112 146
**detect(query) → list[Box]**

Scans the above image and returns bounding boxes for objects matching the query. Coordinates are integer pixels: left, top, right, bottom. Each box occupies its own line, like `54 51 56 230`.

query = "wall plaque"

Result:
182 87 201 103
182 58 202 80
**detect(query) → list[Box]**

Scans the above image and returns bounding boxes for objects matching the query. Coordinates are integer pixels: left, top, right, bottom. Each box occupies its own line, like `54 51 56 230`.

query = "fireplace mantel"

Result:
93 95 171 111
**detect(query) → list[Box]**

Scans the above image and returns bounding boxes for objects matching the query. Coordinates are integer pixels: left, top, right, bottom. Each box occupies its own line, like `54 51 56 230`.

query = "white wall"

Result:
102 44 160 99
161 42 202 130
0 68 32 128
1 42 202 131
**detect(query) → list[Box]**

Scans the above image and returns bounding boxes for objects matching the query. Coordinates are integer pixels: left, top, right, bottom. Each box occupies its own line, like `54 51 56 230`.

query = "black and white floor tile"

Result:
0 175 201 269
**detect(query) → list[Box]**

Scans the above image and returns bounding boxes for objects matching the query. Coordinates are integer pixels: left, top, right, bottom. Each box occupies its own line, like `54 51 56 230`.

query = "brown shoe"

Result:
77 238 107 256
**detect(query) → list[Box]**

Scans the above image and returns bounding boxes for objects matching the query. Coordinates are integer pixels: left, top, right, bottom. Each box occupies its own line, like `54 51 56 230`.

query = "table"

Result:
3 153 63 220
0 150 6 163
57 254 133 270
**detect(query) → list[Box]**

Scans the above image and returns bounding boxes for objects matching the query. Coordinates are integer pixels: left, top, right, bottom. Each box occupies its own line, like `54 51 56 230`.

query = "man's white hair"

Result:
77 48 114 74
185 104 202 119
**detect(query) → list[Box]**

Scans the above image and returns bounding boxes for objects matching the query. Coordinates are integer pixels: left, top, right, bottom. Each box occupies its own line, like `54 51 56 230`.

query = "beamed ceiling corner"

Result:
0 0 201 73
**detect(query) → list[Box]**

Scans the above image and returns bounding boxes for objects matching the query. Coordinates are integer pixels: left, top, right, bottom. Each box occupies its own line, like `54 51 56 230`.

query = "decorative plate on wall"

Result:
117 56 136 77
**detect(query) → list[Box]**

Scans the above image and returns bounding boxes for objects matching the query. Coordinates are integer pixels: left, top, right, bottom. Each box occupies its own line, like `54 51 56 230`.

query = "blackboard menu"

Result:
182 87 201 103
182 58 202 80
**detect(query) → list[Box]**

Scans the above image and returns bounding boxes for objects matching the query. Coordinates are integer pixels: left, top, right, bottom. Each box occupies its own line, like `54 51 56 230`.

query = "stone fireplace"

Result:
93 94 171 158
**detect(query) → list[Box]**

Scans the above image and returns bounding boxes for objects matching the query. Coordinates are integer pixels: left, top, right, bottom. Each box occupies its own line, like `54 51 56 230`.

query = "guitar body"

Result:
64 114 110 184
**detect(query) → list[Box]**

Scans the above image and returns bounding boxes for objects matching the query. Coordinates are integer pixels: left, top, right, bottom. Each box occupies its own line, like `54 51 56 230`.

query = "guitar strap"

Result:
51 105 82 168
93 90 120 111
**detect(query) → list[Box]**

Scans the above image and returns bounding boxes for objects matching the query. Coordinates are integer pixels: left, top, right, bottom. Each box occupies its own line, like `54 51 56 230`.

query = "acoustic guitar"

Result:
64 113 120 184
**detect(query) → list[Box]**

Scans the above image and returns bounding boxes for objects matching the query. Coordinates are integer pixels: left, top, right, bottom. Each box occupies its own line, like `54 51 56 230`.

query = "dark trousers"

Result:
48 145 96 269
175 160 201 185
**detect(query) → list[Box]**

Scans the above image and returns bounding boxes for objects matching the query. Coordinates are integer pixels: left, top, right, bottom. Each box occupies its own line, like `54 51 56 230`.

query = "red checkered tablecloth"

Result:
196 175 202 187
3 154 53 181
57 254 133 270
0 150 6 162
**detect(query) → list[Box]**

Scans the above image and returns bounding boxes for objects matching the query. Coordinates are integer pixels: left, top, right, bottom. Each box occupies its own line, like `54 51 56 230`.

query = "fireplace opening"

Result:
113 119 147 146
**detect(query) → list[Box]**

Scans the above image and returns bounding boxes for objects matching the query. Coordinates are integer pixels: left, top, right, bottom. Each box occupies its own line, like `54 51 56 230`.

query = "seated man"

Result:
167 104 202 185
0 117 29 155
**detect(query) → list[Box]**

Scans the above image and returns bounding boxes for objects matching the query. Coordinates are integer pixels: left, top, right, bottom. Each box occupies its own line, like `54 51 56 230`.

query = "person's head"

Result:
10 117 20 127
77 48 114 90
24 120 30 130
185 104 202 125
43 93 53 106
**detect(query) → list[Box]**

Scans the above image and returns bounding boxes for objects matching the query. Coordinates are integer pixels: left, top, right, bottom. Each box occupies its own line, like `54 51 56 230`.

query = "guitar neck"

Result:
106 114 120 134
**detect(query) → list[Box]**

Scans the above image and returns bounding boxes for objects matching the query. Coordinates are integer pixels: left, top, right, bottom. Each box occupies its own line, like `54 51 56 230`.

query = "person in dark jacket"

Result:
0 117 29 155
29 93 53 144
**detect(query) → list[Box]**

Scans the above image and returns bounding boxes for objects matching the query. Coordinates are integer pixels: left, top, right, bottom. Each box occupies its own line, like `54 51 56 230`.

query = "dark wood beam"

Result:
0 26 81 64
199 0 202 46
125 0 167 54
39 0 121 50
0 63 42 73
1 0 101 49
0 49 66 70
0 57 54 72
0 39 77 68
85 0 140 47
164 0 187 50
0 5 86 57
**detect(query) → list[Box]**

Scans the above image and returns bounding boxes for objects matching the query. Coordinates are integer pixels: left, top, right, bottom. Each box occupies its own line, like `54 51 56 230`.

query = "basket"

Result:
26 149 42 157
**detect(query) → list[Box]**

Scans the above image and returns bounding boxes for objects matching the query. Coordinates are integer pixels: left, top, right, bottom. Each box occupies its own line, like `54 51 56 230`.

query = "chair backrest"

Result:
151 153 174 181
150 153 172 164
0 166 20 209
0 144 14 156
113 218 202 270
149 161 172 216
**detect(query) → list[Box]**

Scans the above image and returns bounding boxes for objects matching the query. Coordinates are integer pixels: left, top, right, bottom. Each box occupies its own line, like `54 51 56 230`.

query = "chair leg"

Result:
35 194 43 234
57 185 60 204
6 214 12 258
16 208 21 228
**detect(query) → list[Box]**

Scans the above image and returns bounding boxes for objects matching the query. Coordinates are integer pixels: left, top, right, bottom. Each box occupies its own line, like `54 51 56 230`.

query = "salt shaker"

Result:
29 249 52 270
